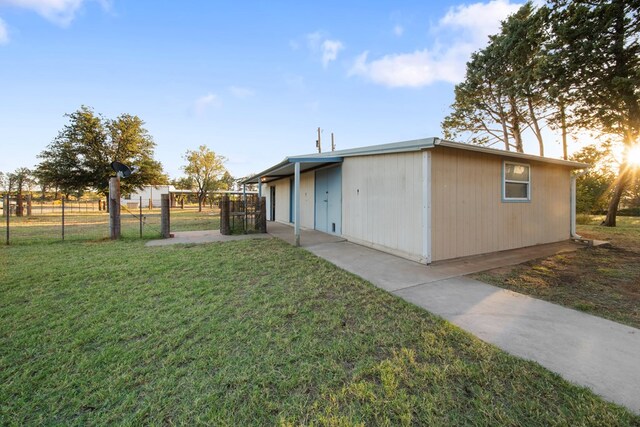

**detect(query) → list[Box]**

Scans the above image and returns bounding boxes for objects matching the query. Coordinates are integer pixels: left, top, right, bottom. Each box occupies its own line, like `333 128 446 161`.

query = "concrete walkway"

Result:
268 222 640 414
146 230 270 247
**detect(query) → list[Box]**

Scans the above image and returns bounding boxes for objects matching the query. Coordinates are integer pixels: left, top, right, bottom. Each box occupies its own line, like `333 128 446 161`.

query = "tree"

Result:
443 3 551 154
550 0 640 226
182 145 228 212
36 138 83 199
219 171 235 191
570 144 616 213
36 106 167 198
11 168 32 216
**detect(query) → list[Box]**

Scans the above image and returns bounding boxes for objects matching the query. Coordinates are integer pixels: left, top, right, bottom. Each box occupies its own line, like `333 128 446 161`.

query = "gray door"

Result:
315 167 342 234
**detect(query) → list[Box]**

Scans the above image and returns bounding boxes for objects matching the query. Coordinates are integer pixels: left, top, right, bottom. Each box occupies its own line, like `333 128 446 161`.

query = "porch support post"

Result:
294 161 301 247
421 151 432 264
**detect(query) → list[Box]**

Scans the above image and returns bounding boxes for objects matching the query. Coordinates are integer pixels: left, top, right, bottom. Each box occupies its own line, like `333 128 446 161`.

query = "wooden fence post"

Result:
109 177 121 240
220 194 231 235
26 194 32 216
4 194 9 245
160 194 171 238
256 196 267 233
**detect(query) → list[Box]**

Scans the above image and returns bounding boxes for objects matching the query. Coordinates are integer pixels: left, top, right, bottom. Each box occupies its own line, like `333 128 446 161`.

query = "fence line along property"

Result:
0 196 165 245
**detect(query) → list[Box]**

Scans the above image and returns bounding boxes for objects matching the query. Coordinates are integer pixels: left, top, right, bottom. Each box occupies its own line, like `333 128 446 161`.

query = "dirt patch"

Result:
472 243 640 329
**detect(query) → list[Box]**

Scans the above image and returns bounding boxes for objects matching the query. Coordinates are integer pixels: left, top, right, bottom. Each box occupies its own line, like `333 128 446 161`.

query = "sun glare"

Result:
627 145 640 167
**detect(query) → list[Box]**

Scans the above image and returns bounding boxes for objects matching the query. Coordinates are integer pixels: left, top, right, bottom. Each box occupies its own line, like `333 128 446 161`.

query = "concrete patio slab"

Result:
146 230 270 247
267 222 345 247
268 222 588 291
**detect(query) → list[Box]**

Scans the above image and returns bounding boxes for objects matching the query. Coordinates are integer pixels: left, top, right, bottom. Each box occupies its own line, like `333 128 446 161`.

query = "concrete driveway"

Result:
268 222 640 414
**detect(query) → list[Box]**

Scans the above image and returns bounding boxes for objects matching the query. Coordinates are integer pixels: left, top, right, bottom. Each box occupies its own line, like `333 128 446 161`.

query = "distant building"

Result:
121 185 176 208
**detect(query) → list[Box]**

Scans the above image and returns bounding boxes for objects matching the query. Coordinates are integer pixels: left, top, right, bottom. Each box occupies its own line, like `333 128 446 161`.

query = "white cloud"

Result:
0 0 110 27
321 39 343 68
193 93 221 116
439 0 520 44
228 86 254 99
0 17 8 44
305 31 344 68
349 0 522 88
393 24 404 37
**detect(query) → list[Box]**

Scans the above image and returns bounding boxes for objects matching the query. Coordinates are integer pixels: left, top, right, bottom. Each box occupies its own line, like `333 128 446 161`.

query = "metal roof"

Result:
241 137 588 184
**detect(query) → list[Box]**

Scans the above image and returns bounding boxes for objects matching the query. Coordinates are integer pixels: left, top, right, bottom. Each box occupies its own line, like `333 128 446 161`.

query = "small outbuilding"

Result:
242 137 587 264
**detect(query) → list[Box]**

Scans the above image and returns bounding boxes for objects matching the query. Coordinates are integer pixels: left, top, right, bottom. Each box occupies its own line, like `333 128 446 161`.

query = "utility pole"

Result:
316 127 322 153
331 132 335 151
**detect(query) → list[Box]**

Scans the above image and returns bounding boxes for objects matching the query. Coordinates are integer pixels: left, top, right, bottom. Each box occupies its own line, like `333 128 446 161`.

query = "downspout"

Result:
570 169 588 239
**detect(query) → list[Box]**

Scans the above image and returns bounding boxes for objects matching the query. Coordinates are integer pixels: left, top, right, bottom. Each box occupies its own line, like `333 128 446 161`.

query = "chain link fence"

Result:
1 193 231 245
0 197 166 245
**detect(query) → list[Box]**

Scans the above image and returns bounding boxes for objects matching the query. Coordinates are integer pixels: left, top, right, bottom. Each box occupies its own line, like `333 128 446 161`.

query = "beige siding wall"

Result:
269 171 315 227
430 147 571 262
342 152 424 261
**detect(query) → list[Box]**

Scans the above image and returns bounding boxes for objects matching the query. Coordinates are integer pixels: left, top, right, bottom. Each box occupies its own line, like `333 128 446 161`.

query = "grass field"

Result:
1 238 638 425
0 208 221 245
473 216 640 329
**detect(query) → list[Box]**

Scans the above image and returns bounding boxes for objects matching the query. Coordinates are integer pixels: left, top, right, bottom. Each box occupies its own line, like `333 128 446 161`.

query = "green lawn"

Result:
1 238 638 425
473 216 640 329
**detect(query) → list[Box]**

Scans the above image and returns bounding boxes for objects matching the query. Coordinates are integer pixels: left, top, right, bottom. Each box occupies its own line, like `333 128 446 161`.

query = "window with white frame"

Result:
503 162 530 201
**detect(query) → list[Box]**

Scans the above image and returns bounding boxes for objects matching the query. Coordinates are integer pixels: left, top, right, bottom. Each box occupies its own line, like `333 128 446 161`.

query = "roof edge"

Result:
434 138 589 169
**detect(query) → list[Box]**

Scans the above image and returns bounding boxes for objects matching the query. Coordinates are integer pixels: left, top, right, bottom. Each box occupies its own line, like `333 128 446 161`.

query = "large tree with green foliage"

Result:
443 3 551 154
182 145 228 212
570 144 616 213
8 168 32 216
550 0 640 226
36 106 167 198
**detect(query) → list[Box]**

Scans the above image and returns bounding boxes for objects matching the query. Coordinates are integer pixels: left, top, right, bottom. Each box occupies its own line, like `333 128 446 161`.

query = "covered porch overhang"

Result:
241 156 343 246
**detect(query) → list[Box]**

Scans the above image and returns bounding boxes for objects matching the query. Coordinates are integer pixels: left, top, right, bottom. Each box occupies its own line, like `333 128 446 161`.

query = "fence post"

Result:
139 196 143 238
109 177 121 240
160 194 170 238
26 194 32 216
4 194 9 245
257 196 267 233
220 194 230 235
61 198 65 241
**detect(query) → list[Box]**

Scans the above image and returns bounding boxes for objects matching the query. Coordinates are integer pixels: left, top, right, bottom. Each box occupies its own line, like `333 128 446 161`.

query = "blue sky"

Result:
0 0 565 180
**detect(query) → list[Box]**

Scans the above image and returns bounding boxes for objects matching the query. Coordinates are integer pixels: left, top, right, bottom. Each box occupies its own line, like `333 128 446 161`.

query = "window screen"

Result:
503 162 530 201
